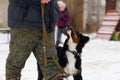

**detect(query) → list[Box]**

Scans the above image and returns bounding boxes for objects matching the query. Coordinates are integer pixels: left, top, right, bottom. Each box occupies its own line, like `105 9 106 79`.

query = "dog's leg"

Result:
64 76 74 80
37 63 44 80
73 73 82 80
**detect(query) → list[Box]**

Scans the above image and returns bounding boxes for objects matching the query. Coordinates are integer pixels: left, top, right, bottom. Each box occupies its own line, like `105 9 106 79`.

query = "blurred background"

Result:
0 0 8 28
0 0 120 32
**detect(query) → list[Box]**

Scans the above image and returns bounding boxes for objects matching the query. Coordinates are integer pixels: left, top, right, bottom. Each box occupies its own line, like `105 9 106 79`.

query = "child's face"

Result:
59 7 65 12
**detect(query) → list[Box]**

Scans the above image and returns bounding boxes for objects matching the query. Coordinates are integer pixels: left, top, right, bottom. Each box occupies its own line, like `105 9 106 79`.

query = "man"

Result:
6 0 58 80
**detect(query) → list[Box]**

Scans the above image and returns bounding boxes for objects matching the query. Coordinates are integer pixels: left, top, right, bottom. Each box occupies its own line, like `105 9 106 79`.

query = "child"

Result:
55 0 70 46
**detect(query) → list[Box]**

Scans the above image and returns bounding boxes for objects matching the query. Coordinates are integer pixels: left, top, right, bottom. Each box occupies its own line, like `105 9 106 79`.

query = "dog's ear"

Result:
76 32 89 53
76 31 89 43
80 33 89 43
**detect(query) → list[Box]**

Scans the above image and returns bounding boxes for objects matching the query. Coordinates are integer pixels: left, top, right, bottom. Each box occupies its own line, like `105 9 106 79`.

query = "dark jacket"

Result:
8 0 57 32
58 8 70 28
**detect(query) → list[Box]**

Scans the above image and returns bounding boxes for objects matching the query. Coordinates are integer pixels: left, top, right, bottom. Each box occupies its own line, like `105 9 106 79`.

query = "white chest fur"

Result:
64 51 78 75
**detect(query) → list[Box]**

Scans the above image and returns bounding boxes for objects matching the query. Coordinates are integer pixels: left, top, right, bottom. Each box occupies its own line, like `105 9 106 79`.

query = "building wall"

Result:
116 0 120 11
62 0 105 33
84 0 102 33
62 0 84 32
0 0 8 27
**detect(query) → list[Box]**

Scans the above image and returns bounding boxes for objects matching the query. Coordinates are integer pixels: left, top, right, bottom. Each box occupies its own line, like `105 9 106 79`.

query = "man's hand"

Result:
41 0 51 4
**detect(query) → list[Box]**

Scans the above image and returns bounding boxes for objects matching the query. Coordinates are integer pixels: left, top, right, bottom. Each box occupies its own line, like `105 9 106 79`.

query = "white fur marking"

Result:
58 43 64 47
63 75 74 80
64 51 78 75
67 30 77 51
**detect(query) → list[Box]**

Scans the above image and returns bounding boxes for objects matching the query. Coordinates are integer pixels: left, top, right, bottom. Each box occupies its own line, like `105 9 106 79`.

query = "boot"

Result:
6 77 20 80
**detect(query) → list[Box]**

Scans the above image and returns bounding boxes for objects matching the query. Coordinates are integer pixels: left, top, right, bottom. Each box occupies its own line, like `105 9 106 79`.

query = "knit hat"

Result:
57 1 66 8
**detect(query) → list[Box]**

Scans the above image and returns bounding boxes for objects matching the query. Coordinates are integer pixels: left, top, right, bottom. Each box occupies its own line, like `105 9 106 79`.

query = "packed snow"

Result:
0 33 120 80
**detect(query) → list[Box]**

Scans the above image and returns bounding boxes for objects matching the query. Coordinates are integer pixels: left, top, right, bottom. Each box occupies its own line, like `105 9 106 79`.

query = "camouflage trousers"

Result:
6 28 59 80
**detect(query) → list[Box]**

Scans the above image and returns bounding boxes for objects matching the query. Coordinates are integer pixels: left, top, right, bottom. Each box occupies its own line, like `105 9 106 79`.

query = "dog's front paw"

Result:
58 43 64 47
64 67 78 75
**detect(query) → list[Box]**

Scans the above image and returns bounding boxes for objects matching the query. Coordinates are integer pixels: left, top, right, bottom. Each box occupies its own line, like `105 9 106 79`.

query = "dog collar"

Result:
67 50 80 56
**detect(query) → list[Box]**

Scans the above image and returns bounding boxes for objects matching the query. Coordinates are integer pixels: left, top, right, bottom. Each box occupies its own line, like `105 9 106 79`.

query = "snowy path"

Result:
82 39 120 80
0 33 120 80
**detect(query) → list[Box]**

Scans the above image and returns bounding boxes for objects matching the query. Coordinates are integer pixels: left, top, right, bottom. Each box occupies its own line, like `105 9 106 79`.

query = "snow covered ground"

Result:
0 33 120 80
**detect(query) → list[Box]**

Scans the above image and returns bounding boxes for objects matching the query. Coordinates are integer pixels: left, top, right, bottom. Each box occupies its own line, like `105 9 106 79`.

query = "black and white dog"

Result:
56 27 89 80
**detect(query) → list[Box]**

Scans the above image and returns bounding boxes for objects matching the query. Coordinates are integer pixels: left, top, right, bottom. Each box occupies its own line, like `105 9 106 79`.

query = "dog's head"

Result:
63 27 89 53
